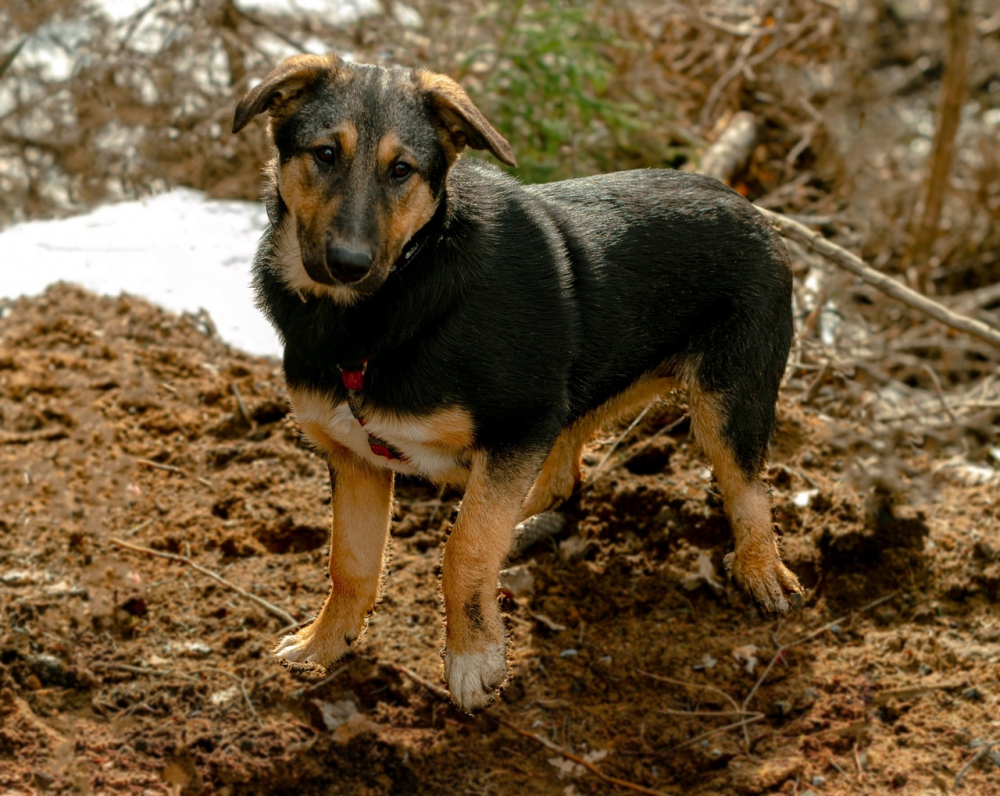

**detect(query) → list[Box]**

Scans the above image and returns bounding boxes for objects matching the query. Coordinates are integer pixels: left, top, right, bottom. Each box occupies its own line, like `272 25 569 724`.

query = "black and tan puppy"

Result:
233 54 803 712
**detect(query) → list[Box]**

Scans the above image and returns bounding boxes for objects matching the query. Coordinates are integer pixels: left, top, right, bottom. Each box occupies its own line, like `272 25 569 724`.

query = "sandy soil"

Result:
1 284 998 795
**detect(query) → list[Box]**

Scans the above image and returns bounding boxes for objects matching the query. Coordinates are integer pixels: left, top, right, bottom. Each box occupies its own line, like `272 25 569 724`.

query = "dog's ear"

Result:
233 54 340 134
416 71 516 168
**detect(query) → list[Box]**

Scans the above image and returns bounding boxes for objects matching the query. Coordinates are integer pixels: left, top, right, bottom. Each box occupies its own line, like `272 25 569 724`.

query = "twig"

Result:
201 666 263 727
910 0 974 290
108 538 298 626
498 718 675 796
0 38 27 80
393 662 675 794
389 661 449 701
921 365 959 424
94 662 198 682
802 361 832 405
641 670 751 747
134 457 213 489
232 383 255 429
586 414 688 489
954 739 1000 791
0 428 68 445
755 207 1000 350
663 708 761 718
742 593 899 718
302 664 351 694
668 715 765 752
699 0 779 127
584 401 656 486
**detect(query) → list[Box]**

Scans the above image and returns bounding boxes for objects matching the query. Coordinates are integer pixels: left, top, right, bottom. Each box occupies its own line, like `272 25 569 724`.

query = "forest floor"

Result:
1 284 998 795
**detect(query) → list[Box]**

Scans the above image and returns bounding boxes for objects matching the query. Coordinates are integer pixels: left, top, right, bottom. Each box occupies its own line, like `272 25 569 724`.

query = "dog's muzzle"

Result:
320 244 373 285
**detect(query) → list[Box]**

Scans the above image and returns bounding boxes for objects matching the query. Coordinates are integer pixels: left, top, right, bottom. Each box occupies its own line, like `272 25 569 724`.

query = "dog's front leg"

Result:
442 450 540 712
274 450 393 667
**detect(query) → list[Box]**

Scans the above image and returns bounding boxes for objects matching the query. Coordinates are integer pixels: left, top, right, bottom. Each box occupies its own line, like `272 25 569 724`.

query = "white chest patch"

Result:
288 387 473 483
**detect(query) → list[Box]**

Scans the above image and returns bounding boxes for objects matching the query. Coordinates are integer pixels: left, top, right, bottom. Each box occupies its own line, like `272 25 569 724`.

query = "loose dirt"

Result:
1 284 997 795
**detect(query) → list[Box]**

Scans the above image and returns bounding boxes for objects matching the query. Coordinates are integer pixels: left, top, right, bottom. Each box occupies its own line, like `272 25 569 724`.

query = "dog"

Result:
232 53 804 712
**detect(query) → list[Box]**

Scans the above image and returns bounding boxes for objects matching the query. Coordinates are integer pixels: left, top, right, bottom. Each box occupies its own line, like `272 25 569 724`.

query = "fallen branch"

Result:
108 538 298 626
755 207 1000 350
700 112 759 184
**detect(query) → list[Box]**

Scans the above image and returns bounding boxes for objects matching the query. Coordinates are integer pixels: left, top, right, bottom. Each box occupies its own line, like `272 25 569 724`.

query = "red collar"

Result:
338 360 406 463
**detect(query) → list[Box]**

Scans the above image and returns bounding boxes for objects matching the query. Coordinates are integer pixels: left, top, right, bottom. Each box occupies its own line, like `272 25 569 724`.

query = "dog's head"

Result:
233 54 515 303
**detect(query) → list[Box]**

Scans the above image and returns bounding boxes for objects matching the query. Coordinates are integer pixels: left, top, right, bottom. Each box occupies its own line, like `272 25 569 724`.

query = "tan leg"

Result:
274 445 393 665
443 450 539 712
519 427 585 520
689 390 803 613
520 376 678 520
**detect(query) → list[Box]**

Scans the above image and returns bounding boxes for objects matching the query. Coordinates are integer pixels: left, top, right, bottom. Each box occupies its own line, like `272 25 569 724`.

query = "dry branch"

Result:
910 0 974 288
755 207 1000 350
700 112 760 184
109 538 298 626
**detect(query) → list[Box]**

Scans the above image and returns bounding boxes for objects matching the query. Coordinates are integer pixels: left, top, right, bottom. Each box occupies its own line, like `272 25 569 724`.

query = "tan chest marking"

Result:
288 386 474 484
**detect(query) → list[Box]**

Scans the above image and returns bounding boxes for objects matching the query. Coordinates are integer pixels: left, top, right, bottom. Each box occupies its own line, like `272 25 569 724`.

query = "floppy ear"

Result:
232 54 340 134
415 70 516 167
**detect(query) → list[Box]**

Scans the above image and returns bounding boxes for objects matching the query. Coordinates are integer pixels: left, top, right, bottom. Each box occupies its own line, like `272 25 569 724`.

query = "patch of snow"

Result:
1 189 282 358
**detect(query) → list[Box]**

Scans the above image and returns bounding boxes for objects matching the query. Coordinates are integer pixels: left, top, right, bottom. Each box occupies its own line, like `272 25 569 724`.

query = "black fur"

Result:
256 158 792 477
249 59 792 483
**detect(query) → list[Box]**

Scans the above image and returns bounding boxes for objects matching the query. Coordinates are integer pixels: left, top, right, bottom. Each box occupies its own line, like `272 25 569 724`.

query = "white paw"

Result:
444 643 507 712
273 624 352 667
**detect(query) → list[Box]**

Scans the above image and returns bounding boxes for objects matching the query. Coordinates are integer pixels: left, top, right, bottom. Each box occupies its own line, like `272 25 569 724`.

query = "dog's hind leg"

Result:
688 382 803 614
520 377 677 520
519 427 585 520
274 447 393 666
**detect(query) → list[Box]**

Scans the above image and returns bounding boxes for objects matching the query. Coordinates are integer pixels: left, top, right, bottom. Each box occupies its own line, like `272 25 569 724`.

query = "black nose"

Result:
326 244 372 284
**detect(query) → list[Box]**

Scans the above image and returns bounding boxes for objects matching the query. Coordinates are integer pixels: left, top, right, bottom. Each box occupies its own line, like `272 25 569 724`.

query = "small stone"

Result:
962 687 983 702
182 641 212 658
31 654 69 687
558 535 590 562
828 624 841 635
313 698 359 731
811 775 825 786
597 655 612 665
692 653 718 671
1 570 35 586
559 649 578 659
499 565 535 599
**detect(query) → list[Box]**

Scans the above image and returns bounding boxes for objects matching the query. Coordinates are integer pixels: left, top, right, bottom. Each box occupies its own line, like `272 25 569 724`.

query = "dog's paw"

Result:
273 622 356 667
444 643 508 713
724 551 803 615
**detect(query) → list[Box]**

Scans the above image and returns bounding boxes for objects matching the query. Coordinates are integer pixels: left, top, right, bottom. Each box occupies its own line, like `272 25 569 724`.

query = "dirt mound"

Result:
1 284 998 794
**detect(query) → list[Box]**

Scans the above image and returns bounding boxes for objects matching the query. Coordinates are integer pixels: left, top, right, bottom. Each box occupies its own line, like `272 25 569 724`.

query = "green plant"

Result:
459 0 648 183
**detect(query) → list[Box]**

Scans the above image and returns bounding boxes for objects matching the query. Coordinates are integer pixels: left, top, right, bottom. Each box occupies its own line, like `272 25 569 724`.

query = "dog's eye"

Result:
391 162 412 181
314 146 336 165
